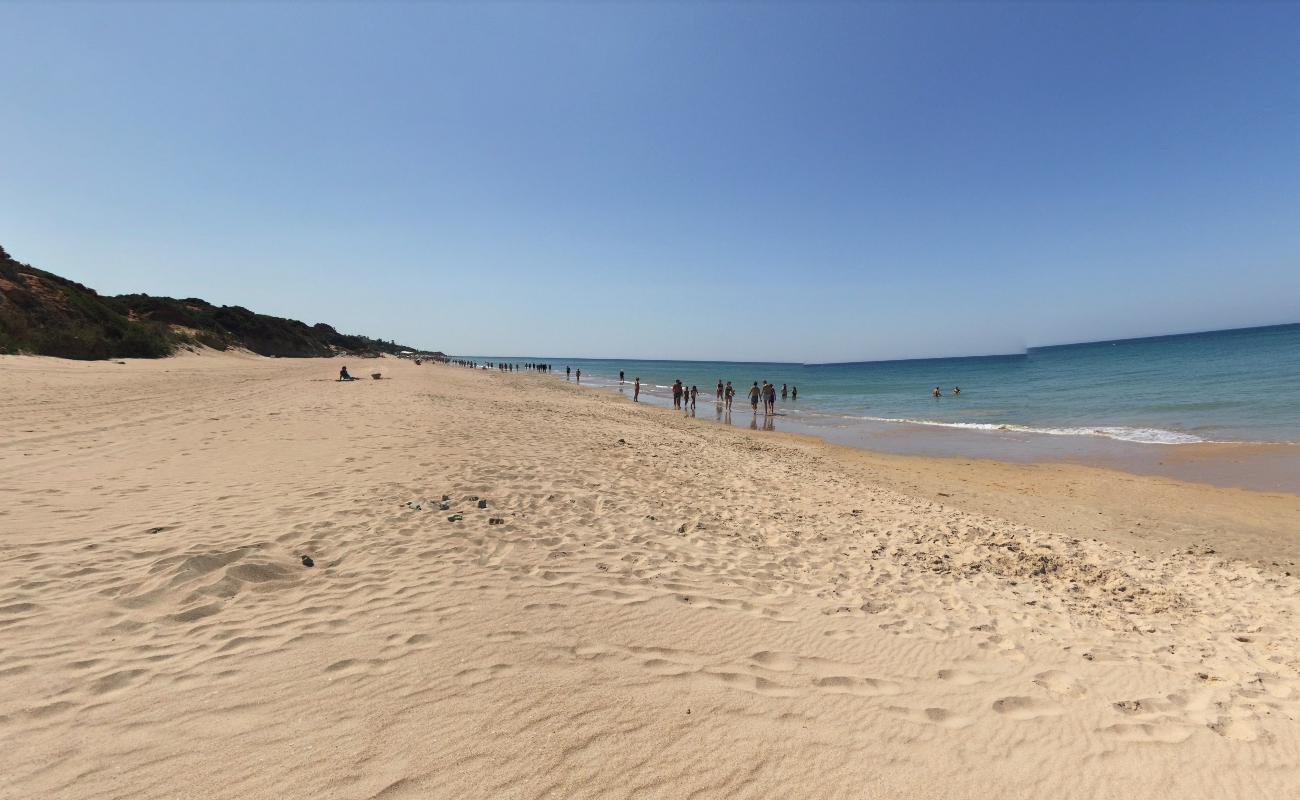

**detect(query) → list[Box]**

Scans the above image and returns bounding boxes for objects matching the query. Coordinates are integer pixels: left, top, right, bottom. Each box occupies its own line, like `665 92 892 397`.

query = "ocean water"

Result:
468 323 1300 446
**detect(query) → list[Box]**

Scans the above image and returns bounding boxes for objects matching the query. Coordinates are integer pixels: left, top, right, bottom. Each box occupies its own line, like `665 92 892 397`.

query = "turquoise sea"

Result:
469 323 1300 446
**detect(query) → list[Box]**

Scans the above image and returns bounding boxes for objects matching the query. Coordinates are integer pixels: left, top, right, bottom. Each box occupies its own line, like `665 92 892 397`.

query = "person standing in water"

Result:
748 382 761 412
764 381 776 414
689 385 698 411
672 380 683 409
566 366 571 380
633 377 641 402
932 386 942 397
781 383 788 399
791 386 797 400
576 369 581 383
716 380 724 401
725 381 735 410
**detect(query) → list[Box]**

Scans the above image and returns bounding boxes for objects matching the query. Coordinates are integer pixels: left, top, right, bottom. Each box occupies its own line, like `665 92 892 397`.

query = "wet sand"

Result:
611 382 1300 494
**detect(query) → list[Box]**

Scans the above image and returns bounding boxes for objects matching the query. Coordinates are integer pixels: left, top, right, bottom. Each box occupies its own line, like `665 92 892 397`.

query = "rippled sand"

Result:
2 351 1297 799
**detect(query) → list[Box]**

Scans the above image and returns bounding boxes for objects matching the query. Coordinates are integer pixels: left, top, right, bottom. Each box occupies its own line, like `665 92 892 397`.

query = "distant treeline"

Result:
0 244 423 360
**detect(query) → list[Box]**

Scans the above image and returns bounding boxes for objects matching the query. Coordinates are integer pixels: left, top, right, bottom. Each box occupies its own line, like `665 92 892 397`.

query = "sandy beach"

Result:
2 351 1298 799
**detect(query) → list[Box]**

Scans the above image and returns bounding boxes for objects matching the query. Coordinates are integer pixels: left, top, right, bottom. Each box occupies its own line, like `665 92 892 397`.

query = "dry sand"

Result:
2 351 1298 799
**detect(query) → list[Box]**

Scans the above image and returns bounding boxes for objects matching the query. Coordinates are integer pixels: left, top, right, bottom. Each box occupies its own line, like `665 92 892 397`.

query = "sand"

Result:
2 351 1298 799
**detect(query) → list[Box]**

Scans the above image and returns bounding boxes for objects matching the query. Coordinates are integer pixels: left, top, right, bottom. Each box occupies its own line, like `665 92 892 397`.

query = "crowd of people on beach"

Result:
492 362 557 372
440 359 555 373
640 377 797 417
430 359 963 410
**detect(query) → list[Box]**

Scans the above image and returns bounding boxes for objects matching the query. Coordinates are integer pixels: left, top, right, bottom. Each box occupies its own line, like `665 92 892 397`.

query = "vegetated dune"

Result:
0 244 424 359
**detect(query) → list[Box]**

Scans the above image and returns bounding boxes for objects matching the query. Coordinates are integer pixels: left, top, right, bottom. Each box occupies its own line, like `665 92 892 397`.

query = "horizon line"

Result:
452 320 1299 368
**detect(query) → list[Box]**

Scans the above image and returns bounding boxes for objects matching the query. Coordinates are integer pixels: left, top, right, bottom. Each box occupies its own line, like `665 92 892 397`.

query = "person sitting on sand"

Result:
339 366 355 381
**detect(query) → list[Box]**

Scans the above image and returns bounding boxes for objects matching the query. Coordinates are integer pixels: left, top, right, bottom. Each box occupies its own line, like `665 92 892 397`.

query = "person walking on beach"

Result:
725 381 735 410
690 385 698 411
748 382 761 412
633 377 640 402
672 380 683 409
764 381 776 414
716 380 724 401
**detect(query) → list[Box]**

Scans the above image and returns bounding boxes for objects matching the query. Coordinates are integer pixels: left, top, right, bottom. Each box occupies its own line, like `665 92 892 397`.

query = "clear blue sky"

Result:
2 2 1298 362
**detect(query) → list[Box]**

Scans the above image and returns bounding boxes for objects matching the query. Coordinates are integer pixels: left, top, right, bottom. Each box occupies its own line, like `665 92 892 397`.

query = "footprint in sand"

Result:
1032 670 1086 698
1099 721 1194 744
642 658 695 677
696 669 799 698
885 705 976 730
937 667 998 686
1209 716 1271 743
991 696 1065 720
750 651 799 672
812 675 903 697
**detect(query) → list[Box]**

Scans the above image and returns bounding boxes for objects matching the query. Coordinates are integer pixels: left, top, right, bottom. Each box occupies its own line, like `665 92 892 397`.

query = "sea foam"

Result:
855 416 1205 444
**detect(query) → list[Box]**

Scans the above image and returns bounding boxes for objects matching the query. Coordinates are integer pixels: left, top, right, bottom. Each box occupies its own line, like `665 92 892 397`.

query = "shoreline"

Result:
564 371 1300 495
545 366 1300 573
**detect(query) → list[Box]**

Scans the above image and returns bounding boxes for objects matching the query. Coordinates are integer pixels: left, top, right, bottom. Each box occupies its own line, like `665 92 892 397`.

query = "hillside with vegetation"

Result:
0 245 422 360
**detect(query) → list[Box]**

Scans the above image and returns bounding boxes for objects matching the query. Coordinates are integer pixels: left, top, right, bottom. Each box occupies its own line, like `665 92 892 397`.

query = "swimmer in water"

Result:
932 386 942 398
953 386 961 396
